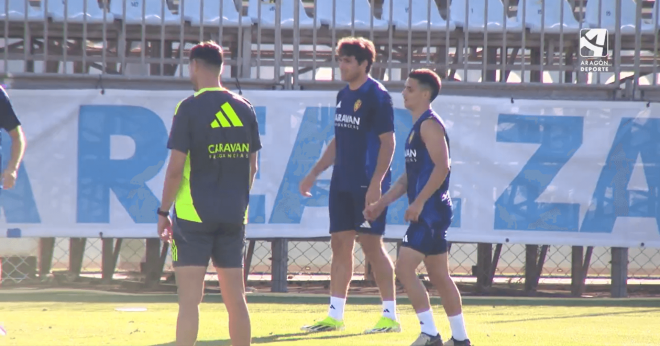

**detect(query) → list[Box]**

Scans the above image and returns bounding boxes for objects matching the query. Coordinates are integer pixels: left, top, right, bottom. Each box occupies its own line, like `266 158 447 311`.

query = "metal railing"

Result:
2 237 660 297
1 0 660 94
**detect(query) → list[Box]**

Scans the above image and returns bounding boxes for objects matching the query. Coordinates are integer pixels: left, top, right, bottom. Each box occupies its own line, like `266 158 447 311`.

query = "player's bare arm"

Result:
2 125 26 189
365 131 395 206
405 120 450 223
364 172 407 221
300 137 336 196
311 137 336 176
161 149 187 211
379 171 408 206
249 152 259 190
157 149 187 242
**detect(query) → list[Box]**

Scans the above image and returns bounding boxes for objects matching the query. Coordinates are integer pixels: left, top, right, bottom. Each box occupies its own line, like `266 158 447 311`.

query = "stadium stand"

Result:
0 0 658 91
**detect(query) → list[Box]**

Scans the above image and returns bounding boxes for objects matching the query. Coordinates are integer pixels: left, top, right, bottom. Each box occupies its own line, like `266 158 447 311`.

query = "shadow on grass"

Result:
490 308 660 324
151 332 365 346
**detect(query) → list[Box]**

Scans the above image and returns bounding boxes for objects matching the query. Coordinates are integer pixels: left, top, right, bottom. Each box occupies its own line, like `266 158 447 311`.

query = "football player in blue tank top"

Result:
365 69 471 346
299 37 401 334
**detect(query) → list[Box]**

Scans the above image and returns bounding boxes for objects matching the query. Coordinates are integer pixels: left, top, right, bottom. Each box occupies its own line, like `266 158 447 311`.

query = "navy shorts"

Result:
329 187 388 235
171 217 246 269
401 217 451 256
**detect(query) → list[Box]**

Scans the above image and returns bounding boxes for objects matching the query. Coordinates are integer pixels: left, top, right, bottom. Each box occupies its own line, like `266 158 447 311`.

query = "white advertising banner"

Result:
1 89 659 248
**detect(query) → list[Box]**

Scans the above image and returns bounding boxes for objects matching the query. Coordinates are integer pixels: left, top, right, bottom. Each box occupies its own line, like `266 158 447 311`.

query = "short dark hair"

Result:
337 37 376 74
190 41 224 68
408 69 442 102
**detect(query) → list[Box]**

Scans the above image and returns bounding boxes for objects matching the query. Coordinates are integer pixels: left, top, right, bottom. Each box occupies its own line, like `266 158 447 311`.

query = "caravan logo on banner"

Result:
1 90 659 248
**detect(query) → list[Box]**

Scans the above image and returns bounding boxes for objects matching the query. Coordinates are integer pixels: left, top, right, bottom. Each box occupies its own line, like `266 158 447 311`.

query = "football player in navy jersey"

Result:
0 85 26 191
364 69 471 346
299 37 400 334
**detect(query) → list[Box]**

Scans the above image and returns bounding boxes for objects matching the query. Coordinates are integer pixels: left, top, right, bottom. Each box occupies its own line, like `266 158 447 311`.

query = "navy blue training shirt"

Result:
405 109 453 226
331 77 395 191
0 86 22 175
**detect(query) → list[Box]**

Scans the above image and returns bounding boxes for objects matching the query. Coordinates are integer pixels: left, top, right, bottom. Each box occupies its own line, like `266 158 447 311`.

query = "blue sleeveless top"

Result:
404 109 453 228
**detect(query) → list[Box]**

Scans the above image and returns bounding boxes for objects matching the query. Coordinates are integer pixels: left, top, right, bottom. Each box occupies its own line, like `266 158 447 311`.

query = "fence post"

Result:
476 243 492 291
611 247 628 298
524 245 538 293
571 246 584 297
144 238 162 287
240 27 252 78
39 238 55 277
69 238 87 278
271 239 288 293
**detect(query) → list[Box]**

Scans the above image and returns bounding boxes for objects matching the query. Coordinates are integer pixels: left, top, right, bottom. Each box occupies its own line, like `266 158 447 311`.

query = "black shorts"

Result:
171 218 246 269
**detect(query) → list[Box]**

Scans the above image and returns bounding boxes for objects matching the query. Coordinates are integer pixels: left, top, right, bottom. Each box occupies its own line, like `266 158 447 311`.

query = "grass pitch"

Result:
1 290 659 345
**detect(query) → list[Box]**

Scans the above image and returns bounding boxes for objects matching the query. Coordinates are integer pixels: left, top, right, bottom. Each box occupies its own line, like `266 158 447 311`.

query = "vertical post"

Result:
530 49 541 82
145 238 161 287
571 246 584 297
101 238 114 283
292 0 300 89
564 48 574 83
610 247 628 298
244 240 256 286
241 28 252 78
39 238 56 277
69 238 87 278
273 0 282 83
476 243 492 291
271 239 288 293
525 245 538 293
485 47 498 81
284 72 293 90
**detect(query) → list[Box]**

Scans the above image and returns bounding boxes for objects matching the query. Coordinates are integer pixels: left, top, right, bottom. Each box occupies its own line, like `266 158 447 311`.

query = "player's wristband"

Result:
157 209 170 217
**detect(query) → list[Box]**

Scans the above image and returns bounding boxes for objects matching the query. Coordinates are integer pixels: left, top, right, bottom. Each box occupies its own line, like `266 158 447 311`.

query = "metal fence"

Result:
2 0 660 297
2 237 660 295
1 0 660 96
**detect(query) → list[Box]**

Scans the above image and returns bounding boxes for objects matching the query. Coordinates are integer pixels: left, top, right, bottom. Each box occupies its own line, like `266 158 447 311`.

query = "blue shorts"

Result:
402 217 451 256
329 187 387 235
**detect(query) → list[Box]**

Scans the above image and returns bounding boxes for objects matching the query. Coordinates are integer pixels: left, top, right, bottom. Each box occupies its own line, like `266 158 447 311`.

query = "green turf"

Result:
1 290 660 345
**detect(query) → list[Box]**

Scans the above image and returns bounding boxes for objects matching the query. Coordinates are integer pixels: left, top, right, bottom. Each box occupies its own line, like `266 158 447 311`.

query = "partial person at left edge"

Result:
0 85 27 190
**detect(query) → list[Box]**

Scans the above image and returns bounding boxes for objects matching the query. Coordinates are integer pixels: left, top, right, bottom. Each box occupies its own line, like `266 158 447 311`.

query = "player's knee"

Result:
394 262 406 279
178 291 203 309
357 235 383 257
331 233 355 255
428 266 452 284
394 259 415 279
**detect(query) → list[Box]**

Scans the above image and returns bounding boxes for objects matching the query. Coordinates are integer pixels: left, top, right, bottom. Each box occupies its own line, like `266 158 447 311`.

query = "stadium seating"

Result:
380 0 456 31
450 0 523 32
315 0 388 31
110 0 180 25
45 0 113 23
247 0 321 29
518 0 583 33
0 0 44 21
585 0 652 34
643 0 660 33
181 0 250 27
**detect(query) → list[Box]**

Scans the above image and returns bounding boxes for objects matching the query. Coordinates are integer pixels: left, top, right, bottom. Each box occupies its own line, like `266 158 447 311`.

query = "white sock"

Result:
382 300 397 320
417 309 439 336
448 313 468 341
328 296 346 321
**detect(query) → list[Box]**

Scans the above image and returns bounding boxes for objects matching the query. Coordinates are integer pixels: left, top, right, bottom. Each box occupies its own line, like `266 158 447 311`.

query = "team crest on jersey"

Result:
354 99 362 112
